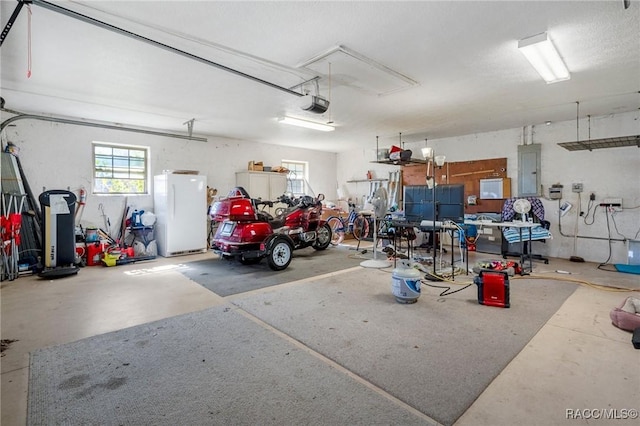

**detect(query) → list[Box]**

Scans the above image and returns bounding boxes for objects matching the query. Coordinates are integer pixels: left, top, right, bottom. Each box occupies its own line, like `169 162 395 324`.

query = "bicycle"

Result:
325 203 370 246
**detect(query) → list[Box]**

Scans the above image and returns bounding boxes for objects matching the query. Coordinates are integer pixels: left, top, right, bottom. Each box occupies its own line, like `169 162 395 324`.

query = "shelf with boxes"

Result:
247 161 289 173
371 134 427 166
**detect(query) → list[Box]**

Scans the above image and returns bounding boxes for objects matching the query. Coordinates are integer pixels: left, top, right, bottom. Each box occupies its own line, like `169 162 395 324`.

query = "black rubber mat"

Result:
180 246 365 296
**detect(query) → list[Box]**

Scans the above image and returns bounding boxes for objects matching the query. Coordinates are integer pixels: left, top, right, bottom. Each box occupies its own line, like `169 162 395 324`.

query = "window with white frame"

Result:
93 142 149 195
282 160 307 196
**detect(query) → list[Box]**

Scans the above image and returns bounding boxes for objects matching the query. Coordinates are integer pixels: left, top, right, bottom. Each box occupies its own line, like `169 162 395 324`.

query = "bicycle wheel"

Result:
326 217 345 246
352 215 370 241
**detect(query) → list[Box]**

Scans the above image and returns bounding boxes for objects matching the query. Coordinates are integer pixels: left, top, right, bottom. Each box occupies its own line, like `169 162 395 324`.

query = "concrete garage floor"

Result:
2 244 639 425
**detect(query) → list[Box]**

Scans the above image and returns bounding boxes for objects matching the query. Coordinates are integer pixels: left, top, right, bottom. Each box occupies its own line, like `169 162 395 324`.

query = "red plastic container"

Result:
475 270 510 308
86 242 106 266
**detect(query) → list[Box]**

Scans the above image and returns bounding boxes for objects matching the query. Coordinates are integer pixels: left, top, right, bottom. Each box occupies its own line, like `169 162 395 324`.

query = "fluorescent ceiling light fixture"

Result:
518 32 570 84
278 116 335 132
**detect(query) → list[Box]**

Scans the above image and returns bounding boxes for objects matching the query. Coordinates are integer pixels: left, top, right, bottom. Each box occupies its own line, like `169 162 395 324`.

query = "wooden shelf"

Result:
347 178 388 183
373 132 425 166
371 158 426 166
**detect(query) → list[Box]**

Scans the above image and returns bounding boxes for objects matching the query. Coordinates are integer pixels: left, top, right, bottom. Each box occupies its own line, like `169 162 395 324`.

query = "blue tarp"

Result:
614 264 640 275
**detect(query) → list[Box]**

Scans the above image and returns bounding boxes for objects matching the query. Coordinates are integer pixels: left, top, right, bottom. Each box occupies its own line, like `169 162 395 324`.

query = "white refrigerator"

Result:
154 173 207 257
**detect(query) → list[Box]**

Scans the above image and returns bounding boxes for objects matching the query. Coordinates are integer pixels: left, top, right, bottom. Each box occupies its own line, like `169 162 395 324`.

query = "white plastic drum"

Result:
391 266 422 304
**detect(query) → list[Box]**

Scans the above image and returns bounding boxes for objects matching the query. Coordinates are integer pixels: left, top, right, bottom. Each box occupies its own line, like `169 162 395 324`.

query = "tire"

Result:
239 256 261 265
326 217 345 246
313 223 332 250
352 216 370 241
266 237 293 271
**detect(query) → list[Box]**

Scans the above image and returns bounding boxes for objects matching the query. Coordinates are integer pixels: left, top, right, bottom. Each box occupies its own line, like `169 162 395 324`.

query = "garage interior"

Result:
1 1 639 425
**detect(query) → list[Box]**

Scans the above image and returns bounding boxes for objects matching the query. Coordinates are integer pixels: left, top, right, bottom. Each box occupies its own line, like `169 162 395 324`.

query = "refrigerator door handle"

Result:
171 184 176 219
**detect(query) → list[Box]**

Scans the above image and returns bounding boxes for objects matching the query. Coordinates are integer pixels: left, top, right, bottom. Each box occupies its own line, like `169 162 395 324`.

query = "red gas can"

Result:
86 242 105 266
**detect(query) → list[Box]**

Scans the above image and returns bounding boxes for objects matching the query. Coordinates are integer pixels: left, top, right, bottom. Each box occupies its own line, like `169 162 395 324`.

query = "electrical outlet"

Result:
571 183 583 193
599 197 623 212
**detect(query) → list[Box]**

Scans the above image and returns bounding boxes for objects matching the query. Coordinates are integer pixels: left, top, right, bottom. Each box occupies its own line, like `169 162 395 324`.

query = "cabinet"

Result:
236 171 287 201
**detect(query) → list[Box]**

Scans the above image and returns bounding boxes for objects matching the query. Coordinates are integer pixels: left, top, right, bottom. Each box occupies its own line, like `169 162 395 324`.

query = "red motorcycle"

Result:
209 187 332 270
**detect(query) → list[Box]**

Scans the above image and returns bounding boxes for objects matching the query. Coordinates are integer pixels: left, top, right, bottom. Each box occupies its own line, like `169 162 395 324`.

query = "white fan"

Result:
361 187 391 268
513 198 532 221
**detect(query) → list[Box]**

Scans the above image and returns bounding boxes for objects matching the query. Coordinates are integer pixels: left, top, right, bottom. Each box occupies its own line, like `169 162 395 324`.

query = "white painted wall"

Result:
3 110 638 264
337 111 640 264
0 114 337 237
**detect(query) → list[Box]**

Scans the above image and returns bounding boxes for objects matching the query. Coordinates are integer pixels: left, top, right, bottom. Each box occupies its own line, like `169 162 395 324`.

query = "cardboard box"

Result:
248 161 264 171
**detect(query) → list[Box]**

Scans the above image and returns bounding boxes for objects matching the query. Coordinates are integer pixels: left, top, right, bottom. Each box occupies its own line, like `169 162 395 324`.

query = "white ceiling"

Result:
1 1 639 153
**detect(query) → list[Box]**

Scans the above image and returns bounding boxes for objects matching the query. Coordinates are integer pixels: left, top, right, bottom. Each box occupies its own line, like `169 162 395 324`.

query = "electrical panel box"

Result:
549 185 563 200
571 183 583 193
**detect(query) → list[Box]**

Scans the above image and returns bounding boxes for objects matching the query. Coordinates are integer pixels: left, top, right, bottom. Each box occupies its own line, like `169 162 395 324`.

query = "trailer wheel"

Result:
266 236 293 271
313 223 332 250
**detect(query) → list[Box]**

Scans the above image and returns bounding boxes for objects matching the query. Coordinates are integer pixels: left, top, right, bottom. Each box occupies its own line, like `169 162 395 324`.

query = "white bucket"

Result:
391 266 422 304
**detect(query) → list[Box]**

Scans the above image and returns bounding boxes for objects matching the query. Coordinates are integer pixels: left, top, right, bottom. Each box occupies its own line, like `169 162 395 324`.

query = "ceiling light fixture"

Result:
518 32 570 84
278 116 335 132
